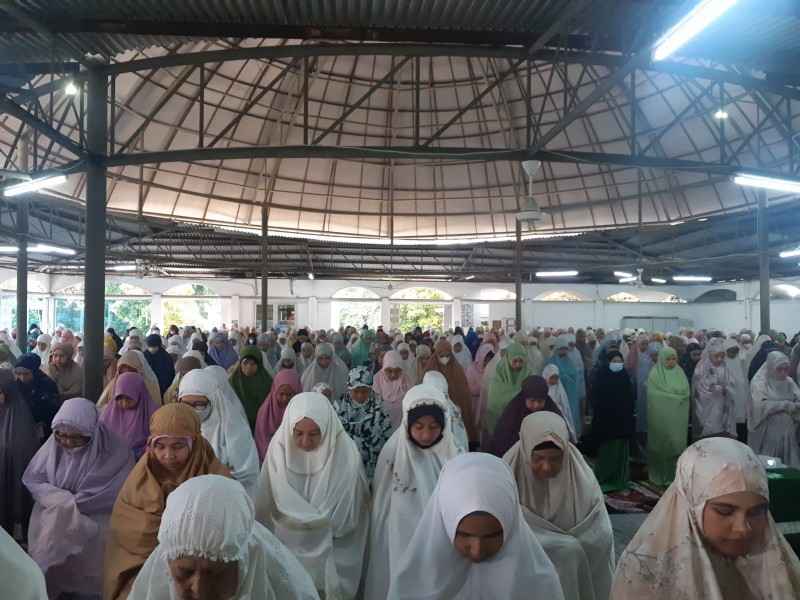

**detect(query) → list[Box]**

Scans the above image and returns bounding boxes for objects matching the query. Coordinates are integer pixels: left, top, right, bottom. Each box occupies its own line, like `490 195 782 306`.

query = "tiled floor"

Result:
609 513 648 561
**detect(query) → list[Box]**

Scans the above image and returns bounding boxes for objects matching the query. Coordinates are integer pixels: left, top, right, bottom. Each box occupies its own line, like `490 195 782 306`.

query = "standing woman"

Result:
692 338 737 440
647 347 690 487
543 337 580 436
680 342 703 383
300 342 349 398
466 344 494 435
388 453 563 600
255 393 369 600
97 351 162 412
350 329 375 366
45 342 83 402
229 345 273 433
254 369 302 463
13 353 60 444
104 404 231 600
504 412 615 600
591 350 635 493
0 369 39 537
143 335 175 398
748 351 800 468
363 384 465 600
413 344 432 384
612 438 800 599
208 332 239 371
178 369 260 498
542 364 577 443
23 398 135 599
635 341 661 445
424 339 478 449
372 350 415 431
486 342 534 435
100 372 159 459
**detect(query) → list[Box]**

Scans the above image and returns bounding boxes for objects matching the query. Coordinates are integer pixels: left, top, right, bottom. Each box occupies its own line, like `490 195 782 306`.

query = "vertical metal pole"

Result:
83 64 108 400
260 200 269 332
515 219 522 330
16 138 29 354
757 189 770 334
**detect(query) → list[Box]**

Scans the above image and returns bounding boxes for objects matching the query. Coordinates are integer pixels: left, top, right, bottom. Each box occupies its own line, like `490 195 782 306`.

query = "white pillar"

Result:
380 297 391 328
307 296 318 330
231 294 241 327
453 298 462 328
151 293 163 330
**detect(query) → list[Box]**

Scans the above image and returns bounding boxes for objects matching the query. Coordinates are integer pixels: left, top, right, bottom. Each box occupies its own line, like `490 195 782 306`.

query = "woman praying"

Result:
100 372 159 459
254 369 302 463
229 345 273 433
372 349 414 430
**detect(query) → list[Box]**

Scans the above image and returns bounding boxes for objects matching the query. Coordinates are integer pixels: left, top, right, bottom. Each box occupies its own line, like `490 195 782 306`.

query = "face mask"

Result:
438 356 450 366
193 404 213 421
147 347 159 354
609 363 624 373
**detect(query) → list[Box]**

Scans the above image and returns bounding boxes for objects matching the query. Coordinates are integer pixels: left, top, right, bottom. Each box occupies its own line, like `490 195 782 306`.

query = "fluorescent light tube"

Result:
307 273 315 280
651 278 667 284
535 271 578 277
619 277 637 283
111 265 137 271
0 244 74 254
714 109 729 119
733 174 800 194
653 0 739 61
779 248 800 258
0 245 18 252
465 275 475 280
3 174 67 197
614 271 633 278
673 275 712 282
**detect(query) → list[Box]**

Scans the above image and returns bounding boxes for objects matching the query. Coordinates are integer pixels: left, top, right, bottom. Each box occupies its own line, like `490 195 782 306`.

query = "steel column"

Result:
15 139 29 354
82 65 108 400
757 189 770 334
515 220 522 330
261 200 269 332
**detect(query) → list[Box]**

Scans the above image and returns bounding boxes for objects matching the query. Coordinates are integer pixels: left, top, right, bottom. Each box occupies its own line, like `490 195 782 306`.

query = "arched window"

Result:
537 291 585 302
332 286 380 299
606 292 641 303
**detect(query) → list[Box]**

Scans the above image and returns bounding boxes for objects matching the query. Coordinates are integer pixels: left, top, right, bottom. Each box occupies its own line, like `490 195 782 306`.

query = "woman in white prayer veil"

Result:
723 337 750 442
504 411 614 600
178 369 260 498
204 364 248 420
514 332 544 375
744 334 772 379
748 351 800 468
362 383 465 600
422 370 469 450
255 392 369 600
450 334 473 373
388 453 563 600
300 342 350 398
541 364 577 443
691 338 737 440
130 475 318 600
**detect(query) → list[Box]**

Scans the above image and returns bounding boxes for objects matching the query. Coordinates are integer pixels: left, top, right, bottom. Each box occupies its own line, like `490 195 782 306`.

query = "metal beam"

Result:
758 189 770 334
0 95 85 157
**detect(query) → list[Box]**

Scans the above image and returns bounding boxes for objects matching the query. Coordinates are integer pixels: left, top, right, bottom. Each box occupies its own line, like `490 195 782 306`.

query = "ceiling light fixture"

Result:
651 278 667 284
779 248 800 258
732 173 800 194
673 275 712 282
714 108 729 119
465 275 475 280
614 271 633 278
307 272 315 280
111 265 137 271
0 244 75 255
653 0 739 61
619 277 637 283
64 82 78 95
3 174 67 197
698 218 708 222
535 271 579 277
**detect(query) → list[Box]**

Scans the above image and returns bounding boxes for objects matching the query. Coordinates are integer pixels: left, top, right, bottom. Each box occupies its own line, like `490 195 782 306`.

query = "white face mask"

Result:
147 347 159 354
438 356 450 366
193 404 213 421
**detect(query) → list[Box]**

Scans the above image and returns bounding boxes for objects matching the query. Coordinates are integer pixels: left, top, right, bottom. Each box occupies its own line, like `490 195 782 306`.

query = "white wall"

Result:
1 267 799 335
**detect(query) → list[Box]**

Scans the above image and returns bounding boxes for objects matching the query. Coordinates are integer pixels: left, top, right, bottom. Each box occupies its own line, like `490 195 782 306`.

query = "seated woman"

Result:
178 369 259 498
100 372 159 459
489 375 568 458
97 351 162 412
22 398 135 599
748 351 800 468
44 342 83 403
254 369 302 463
1 369 39 537
388 453 563 600
504 411 615 600
104 403 231 600
130 475 318 600
255 392 369 600
612 438 800 599
335 366 392 481
229 346 273 433
363 384 465 600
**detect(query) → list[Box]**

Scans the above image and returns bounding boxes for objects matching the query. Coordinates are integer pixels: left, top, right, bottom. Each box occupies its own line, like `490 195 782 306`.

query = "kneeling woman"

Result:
23 398 135 599
130 475 318 600
104 404 231 600
388 453 563 599
612 438 800 598
504 411 615 600
255 392 369 600
362 384 465 600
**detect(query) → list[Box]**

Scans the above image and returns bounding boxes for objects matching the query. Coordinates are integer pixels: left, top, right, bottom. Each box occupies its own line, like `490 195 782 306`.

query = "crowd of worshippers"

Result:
1 319 800 599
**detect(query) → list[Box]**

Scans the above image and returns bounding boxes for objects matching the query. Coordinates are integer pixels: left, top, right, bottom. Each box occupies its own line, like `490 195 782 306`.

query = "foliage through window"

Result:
538 291 584 302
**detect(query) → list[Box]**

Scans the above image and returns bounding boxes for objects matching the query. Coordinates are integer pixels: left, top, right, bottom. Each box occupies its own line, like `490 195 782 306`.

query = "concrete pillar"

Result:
151 293 163 330
380 297 391 328
453 298 462 328
231 294 240 326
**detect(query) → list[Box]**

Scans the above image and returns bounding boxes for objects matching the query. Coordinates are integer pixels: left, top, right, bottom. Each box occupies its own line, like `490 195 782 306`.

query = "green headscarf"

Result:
487 342 534 433
350 329 375 366
648 347 690 397
229 345 273 432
